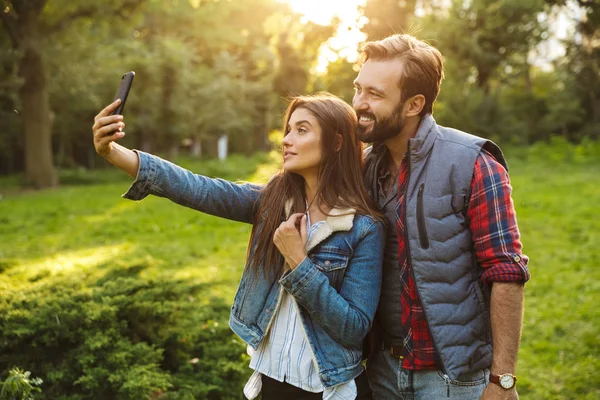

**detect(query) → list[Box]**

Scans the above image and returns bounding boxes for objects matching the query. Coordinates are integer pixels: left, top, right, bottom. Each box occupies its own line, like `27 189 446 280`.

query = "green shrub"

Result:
521 136 600 165
0 263 248 400
0 368 43 400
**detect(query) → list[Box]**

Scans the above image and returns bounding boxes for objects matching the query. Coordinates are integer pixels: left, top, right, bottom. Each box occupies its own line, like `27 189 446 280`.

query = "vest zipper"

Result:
443 373 451 397
416 183 430 249
404 142 449 379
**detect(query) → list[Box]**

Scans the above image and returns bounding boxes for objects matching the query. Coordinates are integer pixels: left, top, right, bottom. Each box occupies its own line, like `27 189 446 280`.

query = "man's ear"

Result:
335 133 343 152
405 94 426 117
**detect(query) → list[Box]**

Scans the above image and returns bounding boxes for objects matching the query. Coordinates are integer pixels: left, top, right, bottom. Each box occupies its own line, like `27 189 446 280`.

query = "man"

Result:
353 34 530 400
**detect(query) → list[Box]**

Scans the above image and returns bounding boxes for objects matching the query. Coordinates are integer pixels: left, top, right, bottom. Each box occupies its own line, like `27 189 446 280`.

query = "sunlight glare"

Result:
282 0 367 73
6 244 134 288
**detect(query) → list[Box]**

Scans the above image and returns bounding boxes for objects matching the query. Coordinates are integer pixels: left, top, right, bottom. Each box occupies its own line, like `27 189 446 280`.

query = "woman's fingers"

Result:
93 114 123 133
285 213 305 230
92 100 127 158
300 214 307 244
97 132 125 146
95 131 125 157
95 121 125 138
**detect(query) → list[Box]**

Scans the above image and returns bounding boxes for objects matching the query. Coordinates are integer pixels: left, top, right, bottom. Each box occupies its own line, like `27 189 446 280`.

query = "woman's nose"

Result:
282 134 292 147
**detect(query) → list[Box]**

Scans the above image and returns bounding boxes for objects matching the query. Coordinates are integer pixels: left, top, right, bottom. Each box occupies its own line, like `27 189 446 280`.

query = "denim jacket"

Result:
123 151 385 388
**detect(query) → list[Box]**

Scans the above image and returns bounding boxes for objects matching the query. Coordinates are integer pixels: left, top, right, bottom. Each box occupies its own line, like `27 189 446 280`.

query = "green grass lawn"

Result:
0 148 598 399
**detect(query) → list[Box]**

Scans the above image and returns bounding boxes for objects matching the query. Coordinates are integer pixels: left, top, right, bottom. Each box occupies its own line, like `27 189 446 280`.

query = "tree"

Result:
434 0 546 93
269 12 337 104
551 0 600 139
360 0 418 40
0 0 142 188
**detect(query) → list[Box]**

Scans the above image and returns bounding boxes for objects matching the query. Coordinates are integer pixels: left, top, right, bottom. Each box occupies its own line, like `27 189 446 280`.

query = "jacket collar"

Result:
365 113 438 167
408 113 437 162
284 199 355 253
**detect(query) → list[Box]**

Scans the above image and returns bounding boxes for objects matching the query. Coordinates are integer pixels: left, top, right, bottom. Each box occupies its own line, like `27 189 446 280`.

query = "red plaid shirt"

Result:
396 149 530 370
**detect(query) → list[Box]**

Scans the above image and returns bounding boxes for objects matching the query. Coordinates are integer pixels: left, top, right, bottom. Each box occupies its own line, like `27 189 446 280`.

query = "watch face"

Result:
500 374 514 389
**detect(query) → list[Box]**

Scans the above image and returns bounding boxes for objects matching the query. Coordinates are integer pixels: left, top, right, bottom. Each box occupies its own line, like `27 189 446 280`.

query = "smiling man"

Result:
353 34 530 400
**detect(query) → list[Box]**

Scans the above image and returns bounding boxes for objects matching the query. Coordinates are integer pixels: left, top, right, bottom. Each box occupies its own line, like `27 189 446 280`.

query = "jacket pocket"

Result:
417 183 430 249
310 250 349 291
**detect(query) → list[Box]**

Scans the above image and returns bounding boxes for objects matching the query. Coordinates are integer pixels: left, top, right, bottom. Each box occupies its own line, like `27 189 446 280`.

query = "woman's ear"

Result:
335 133 343 152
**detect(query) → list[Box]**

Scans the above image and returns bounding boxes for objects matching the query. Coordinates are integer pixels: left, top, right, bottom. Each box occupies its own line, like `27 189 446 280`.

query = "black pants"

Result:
261 371 372 400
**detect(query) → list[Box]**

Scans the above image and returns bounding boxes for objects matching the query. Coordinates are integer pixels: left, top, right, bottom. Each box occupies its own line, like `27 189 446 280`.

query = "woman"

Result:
92 93 384 400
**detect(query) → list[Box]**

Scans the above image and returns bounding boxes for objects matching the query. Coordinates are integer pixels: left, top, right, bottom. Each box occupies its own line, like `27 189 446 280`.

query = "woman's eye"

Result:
298 128 307 133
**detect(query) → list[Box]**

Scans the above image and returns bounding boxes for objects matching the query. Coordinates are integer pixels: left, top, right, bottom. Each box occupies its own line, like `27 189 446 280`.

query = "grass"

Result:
508 156 600 399
0 146 598 399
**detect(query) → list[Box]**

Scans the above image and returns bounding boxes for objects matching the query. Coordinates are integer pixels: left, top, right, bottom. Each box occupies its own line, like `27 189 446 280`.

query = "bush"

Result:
0 262 248 400
520 136 600 165
0 368 43 400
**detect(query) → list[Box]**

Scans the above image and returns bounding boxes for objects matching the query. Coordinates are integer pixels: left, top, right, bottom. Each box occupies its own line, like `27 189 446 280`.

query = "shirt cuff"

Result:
480 253 530 285
121 150 157 201
279 256 319 295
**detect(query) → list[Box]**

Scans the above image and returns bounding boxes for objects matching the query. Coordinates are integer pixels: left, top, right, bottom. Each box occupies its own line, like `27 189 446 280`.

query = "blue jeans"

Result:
367 346 489 400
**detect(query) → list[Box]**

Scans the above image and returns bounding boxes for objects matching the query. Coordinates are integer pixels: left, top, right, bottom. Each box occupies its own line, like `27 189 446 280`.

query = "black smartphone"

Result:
110 71 135 115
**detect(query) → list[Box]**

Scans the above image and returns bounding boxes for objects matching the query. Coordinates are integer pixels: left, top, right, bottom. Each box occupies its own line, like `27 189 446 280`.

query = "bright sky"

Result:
283 0 367 73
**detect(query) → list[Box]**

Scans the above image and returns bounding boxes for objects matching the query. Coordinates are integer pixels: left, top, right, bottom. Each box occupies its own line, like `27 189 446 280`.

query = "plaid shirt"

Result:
395 149 530 370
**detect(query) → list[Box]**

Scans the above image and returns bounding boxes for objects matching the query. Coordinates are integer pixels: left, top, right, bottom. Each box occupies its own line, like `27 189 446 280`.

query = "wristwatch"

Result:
489 373 517 389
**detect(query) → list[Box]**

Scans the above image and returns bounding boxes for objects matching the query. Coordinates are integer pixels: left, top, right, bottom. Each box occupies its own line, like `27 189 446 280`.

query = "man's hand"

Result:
273 213 308 269
480 383 518 400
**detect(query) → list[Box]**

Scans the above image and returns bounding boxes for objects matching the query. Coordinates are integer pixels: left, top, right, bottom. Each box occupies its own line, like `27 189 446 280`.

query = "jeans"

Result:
367 346 489 400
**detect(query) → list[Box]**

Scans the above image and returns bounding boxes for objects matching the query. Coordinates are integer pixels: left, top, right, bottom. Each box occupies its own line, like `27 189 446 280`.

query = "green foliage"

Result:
1 145 599 398
0 154 280 400
0 0 328 177
507 144 600 400
0 368 43 400
0 264 248 399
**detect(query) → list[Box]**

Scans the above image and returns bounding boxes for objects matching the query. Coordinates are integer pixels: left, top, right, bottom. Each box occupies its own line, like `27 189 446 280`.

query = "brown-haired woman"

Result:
92 93 384 399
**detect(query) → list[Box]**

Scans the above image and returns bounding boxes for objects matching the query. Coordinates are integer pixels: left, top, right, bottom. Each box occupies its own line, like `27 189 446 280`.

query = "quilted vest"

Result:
364 114 507 380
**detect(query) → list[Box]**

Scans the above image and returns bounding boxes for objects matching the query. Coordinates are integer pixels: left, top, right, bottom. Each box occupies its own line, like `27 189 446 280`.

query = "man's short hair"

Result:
361 34 444 116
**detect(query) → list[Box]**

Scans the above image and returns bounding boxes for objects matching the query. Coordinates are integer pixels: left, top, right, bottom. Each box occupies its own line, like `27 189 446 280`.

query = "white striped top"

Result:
243 217 357 399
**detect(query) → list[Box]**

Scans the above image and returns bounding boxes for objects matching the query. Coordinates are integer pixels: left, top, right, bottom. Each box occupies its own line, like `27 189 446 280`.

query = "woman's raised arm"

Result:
92 100 261 224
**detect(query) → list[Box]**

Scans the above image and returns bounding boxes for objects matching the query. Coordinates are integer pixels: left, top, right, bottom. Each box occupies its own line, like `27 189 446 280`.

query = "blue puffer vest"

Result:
364 114 508 380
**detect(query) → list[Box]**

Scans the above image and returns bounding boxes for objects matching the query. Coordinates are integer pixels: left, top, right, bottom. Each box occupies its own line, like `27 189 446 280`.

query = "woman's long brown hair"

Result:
247 93 382 278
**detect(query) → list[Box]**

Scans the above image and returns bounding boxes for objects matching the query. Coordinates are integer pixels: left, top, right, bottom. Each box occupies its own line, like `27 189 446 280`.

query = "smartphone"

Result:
110 71 135 115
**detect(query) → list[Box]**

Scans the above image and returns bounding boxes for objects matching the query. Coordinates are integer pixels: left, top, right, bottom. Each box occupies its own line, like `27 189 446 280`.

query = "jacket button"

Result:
324 261 331 266
513 254 521 263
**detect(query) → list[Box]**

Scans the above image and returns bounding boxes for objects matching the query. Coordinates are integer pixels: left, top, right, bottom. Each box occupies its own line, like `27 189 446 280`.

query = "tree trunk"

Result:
18 19 57 188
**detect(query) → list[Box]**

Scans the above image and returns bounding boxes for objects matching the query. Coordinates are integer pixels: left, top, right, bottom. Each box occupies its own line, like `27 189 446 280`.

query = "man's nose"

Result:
353 93 368 112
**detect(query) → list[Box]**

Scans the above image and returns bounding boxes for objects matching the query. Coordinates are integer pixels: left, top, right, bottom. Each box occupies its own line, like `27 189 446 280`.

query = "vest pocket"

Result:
417 183 430 249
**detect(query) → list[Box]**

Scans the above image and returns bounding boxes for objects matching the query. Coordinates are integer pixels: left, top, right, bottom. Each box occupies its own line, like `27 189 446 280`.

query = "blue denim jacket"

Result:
123 151 385 388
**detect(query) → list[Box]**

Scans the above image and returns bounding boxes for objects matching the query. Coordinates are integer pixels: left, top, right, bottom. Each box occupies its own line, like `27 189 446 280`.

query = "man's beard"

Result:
356 101 405 143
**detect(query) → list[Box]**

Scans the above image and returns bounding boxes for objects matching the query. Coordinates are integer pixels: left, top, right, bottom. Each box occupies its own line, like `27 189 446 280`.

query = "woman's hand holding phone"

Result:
92 99 125 157
91 99 138 178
